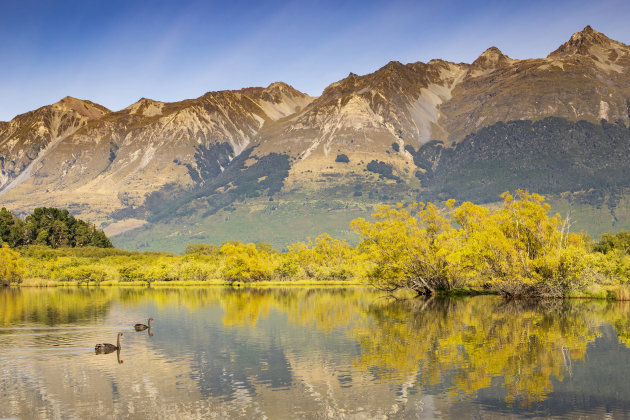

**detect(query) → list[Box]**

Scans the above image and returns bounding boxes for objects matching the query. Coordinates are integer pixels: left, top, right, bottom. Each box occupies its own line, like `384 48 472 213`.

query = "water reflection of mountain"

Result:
2 288 630 418
139 289 407 416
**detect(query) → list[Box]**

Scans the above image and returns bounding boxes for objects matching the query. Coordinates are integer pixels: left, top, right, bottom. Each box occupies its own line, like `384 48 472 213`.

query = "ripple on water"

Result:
2 288 630 419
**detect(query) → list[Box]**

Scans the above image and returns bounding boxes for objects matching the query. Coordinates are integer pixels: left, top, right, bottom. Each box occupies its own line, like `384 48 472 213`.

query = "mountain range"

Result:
1 25 630 251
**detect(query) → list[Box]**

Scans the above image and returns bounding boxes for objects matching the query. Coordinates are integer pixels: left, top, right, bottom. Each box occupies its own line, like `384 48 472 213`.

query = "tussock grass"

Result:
47 279 364 288
605 285 630 301
20 278 59 287
229 280 364 287
565 284 630 300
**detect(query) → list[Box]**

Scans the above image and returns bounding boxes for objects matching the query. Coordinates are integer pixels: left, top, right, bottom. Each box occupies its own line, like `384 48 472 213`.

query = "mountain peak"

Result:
548 25 626 58
55 96 88 108
264 81 308 98
124 97 164 117
238 82 309 102
53 96 110 119
571 25 607 44
469 46 514 76
266 81 291 90
481 46 503 56
381 61 406 72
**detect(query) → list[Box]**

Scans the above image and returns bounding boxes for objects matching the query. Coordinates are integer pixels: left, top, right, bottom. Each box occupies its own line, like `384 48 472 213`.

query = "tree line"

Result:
0 207 112 248
1 192 629 298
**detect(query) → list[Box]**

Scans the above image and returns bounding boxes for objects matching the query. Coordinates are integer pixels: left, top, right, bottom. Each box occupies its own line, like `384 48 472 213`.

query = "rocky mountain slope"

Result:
1 26 629 250
0 83 312 223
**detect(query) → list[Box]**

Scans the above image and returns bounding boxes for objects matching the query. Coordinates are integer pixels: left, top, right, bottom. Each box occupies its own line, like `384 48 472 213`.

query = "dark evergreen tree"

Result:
0 208 25 248
0 207 113 248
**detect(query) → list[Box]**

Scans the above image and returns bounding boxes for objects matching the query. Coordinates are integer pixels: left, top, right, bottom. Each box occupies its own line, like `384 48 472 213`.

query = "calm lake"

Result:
1 287 630 419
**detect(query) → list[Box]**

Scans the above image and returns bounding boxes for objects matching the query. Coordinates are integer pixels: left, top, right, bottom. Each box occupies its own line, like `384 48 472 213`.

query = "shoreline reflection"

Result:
0 287 629 419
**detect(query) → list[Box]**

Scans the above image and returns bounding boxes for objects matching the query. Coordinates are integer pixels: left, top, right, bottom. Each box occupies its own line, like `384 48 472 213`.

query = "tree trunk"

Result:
415 286 434 297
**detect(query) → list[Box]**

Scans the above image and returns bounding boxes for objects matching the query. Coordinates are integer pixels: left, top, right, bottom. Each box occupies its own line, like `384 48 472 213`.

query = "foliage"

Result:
58 265 108 285
351 201 464 295
592 231 630 282
594 231 630 255
185 243 221 256
0 243 25 285
7 190 629 296
352 190 617 297
451 191 592 297
0 207 112 249
335 154 350 163
287 234 360 280
18 245 133 259
220 242 273 282
0 208 25 248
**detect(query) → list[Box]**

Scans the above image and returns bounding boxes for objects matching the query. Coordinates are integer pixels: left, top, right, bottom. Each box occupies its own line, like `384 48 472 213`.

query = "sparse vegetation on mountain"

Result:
335 154 350 163
366 160 400 182
145 148 292 222
188 142 235 183
412 118 630 204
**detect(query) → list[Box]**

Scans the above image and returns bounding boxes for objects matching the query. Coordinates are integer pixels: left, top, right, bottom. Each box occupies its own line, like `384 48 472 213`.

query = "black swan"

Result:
134 318 154 331
95 332 123 354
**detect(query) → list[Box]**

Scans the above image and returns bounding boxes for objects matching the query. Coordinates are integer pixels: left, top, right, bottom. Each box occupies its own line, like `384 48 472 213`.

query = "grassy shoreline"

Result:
12 279 630 301
18 278 366 288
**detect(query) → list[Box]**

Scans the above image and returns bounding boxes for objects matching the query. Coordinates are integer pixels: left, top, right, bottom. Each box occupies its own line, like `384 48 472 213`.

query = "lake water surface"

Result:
1 287 630 419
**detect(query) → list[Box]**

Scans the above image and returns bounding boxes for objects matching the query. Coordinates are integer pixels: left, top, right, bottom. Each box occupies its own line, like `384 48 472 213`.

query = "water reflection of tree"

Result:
112 287 372 331
0 288 114 326
351 297 612 407
4 287 630 416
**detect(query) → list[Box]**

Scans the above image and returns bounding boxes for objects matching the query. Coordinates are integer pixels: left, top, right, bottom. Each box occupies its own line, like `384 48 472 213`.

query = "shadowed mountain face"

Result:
1 26 630 249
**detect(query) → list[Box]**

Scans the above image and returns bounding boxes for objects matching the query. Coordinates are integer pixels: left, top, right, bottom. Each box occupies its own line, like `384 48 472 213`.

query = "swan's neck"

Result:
148 319 152 327
117 334 121 349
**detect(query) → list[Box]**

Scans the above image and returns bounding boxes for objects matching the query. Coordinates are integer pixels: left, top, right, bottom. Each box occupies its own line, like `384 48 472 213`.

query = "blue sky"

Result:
1 0 629 121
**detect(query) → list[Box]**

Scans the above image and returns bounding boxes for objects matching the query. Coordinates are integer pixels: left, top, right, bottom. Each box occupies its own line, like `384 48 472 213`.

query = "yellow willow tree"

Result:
220 242 274 282
351 201 464 296
287 233 361 280
451 190 593 297
0 243 25 286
